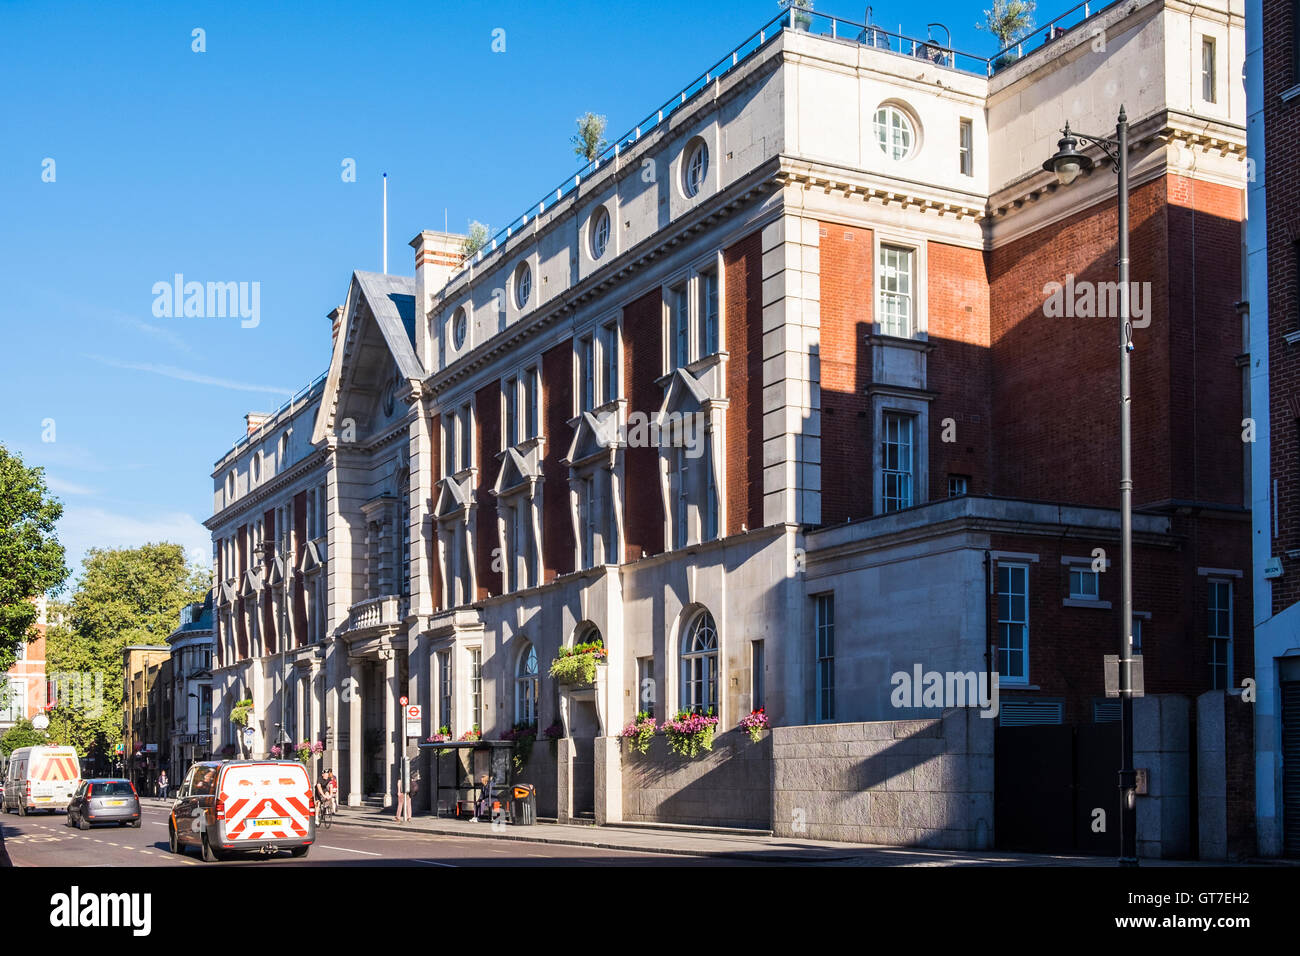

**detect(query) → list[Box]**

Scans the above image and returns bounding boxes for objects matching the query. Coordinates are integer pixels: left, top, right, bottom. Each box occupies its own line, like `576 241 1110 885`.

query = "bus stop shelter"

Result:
417 740 517 820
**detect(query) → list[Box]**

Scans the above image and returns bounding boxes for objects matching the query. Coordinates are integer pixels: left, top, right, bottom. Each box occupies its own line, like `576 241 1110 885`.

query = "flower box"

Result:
661 710 720 758
548 639 607 686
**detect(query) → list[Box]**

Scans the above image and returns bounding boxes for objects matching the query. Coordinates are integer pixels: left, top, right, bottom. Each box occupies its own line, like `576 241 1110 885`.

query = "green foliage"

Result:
571 112 608 163
620 711 657 756
45 543 209 762
229 698 254 727
0 445 68 673
0 718 48 756
977 0 1036 48
463 221 490 256
549 650 600 686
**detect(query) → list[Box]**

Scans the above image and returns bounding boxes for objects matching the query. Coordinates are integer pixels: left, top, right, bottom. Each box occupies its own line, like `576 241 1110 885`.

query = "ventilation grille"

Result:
1093 699 1121 723
998 699 1064 726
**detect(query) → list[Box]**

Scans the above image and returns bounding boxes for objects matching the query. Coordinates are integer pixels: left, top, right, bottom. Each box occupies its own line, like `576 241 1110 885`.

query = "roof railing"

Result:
988 0 1116 71
450 7 998 282
224 369 328 454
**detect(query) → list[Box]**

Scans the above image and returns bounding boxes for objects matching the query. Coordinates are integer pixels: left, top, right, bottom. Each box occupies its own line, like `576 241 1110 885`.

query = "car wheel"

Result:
66 812 75 828
77 810 90 831
131 818 142 829
289 844 310 859
168 820 181 854
201 832 221 862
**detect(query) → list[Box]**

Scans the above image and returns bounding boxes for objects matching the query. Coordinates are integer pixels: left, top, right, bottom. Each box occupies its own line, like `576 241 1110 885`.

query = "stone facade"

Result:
202 2 1250 854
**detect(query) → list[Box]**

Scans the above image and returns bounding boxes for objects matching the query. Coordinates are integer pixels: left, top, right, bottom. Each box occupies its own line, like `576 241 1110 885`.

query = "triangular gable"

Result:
657 368 710 421
300 539 324 572
240 567 264 597
434 475 472 518
563 410 620 466
219 581 237 604
265 554 287 586
493 444 543 496
312 271 423 446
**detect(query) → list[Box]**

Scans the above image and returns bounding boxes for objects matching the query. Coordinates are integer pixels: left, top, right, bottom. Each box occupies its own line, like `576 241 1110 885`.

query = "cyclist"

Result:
315 769 335 822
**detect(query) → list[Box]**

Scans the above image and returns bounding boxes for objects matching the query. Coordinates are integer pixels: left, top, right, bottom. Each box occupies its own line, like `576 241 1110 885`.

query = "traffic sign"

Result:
405 704 422 739
406 705 421 720
400 695 408 706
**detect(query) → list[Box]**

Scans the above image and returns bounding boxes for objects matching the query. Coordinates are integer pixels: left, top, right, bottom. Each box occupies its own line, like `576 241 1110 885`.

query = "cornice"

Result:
205 446 328 530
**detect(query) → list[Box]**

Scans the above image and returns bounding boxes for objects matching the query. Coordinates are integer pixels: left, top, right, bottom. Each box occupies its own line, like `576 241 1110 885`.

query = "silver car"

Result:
66 778 141 829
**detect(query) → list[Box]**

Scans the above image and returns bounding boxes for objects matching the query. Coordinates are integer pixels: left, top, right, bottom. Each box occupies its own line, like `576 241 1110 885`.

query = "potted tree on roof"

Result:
978 0 1036 71
780 0 814 32
571 112 608 166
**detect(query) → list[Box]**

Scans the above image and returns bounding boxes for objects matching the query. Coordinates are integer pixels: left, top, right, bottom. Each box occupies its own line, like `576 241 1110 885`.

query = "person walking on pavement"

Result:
395 761 412 823
156 770 168 800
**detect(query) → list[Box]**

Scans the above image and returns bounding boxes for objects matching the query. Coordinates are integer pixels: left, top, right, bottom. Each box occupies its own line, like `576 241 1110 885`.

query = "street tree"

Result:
45 543 209 762
0 444 68 673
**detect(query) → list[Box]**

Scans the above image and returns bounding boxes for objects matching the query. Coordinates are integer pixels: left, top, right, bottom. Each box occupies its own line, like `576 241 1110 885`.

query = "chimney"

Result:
412 230 468 374
245 412 271 435
328 304 344 348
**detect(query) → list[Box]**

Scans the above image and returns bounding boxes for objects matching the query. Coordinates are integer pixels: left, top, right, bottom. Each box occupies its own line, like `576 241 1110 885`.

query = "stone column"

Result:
347 657 363 807
556 736 574 824
383 648 397 808
594 736 622 825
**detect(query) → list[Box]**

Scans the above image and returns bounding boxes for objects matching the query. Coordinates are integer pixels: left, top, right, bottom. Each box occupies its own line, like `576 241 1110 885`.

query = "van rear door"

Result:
28 747 80 808
218 763 313 845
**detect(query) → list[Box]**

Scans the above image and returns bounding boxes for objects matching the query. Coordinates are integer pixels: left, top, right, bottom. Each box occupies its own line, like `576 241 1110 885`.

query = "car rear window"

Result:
95 781 133 796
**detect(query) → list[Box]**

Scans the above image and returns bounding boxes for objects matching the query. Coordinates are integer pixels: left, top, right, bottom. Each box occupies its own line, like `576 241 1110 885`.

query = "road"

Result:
0 803 724 867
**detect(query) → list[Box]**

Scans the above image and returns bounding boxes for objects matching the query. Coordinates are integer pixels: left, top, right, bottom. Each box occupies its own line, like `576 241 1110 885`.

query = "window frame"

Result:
589 204 611 260
515 642 539 727
814 594 835 722
679 609 719 716
996 563 1030 685
513 261 532 310
469 647 483 732
662 254 725 373
683 139 709 197
1201 35 1217 104
1208 578 1232 690
451 306 468 352
1068 566 1100 602
880 411 915 513
959 117 973 176
948 474 969 497
873 103 916 161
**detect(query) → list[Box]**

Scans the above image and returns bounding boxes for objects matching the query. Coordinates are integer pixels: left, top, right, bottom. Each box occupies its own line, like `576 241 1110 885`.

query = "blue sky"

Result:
0 0 1031 586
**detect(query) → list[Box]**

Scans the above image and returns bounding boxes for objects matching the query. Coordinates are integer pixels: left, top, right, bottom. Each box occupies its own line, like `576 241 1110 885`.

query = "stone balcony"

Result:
340 594 409 641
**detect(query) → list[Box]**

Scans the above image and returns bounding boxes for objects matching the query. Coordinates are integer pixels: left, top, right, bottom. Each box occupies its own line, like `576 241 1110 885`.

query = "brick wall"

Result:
475 383 501 599
990 519 1252 727
818 223 874 524
927 241 993 499
622 287 664 559
1264 0 1300 613
724 230 764 535
541 342 574 579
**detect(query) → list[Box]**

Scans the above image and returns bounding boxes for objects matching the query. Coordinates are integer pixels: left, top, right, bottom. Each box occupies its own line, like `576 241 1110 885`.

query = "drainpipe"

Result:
984 550 993 690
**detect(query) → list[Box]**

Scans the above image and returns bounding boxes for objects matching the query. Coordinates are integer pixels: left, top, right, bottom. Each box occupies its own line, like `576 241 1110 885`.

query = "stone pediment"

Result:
300 539 324 573
240 568 264 597
493 441 544 497
564 408 621 467
435 473 474 519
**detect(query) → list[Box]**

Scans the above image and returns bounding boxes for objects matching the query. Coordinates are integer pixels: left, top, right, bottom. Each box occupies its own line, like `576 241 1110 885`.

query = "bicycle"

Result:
316 794 335 829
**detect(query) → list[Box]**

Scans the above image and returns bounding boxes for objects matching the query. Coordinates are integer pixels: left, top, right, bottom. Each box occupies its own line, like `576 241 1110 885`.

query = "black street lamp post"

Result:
1043 106 1140 868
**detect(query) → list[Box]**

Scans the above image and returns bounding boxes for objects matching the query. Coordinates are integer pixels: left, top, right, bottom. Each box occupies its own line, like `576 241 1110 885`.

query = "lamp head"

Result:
1043 123 1094 186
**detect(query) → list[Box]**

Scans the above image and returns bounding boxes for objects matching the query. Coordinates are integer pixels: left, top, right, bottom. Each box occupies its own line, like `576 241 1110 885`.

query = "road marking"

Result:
411 858 458 867
317 844 381 856
151 822 166 827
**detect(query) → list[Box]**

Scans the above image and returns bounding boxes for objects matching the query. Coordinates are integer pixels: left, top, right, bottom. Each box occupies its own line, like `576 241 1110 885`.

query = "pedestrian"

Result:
157 770 168 800
395 760 412 823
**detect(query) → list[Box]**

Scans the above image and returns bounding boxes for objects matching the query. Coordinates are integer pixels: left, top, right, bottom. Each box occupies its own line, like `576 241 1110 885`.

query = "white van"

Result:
2 745 81 815
169 760 316 861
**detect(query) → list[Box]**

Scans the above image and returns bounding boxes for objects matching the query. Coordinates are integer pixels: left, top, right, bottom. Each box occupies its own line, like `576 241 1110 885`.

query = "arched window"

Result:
683 139 709 197
516 642 539 726
680 610 718 715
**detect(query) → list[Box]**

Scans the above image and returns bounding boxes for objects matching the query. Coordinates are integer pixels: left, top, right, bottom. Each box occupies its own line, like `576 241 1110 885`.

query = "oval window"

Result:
874 104 916 161
451 307 468 350
684 139 709 197
514 263 532 309
590 206 610 260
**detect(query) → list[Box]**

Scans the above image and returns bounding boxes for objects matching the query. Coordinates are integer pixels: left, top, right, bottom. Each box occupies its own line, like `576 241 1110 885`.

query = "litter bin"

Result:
510 784 536 826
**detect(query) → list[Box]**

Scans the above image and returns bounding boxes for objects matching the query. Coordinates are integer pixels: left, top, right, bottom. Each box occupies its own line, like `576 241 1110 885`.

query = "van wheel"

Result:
201 832 222 862
17 802 26 817
168 821 181 854
289 844 310 859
